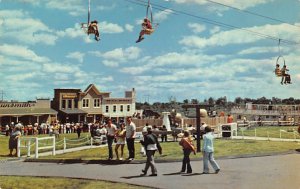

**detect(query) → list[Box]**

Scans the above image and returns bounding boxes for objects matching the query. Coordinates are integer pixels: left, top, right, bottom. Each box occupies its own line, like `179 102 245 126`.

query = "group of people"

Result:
138 124 220 176
103 117 137 161
86 17 153 43
275 64 292 84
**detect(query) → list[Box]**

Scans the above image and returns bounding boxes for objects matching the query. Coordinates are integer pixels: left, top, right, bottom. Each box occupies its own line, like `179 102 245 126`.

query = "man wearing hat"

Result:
140 126 162 176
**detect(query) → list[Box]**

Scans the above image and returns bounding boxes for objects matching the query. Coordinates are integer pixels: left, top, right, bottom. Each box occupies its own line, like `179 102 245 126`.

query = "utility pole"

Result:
182 103 212 152
0 90 4 101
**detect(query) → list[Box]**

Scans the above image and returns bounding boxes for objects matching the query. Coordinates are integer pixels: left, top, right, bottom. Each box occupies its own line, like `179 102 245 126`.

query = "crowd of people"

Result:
3 117 222 175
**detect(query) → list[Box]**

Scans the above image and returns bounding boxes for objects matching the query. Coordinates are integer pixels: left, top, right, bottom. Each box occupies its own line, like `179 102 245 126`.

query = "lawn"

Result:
39 138 300 160
0 176 151 189
0 133 90 159
1 127 300 160
237 126 300 139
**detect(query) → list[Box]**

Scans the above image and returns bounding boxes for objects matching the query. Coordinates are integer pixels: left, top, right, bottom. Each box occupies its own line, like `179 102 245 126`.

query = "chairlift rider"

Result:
88 20 100 41
280 65 292 85
136 18 153 43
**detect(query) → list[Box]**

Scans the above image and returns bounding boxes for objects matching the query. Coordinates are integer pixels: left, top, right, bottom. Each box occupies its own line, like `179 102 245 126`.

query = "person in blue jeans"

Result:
202 126 220 174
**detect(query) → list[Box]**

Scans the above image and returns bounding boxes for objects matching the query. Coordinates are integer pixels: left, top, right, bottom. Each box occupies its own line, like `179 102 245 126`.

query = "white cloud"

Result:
125 24 134 32
153 9 174 22
100 21 124 33
0 10 58 45
0 44 50 62
238 46 278 55
102 60 119 67
90 47 141 67
173 0 274 10
46 0 86 16
66 51 85 63
188 23 206 34
43 63 79 73
210 26 220 34
179 23 300 49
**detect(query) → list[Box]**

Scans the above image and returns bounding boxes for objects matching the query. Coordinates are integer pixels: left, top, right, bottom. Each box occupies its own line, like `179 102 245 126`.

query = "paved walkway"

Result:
1 152 299 189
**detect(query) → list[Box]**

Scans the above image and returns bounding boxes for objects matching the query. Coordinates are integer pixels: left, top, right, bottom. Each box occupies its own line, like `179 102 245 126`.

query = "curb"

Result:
22 149 300 164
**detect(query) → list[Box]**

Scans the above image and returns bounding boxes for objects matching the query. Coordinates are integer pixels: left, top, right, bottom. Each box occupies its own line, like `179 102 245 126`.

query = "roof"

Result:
84 84 101 95
60 109 87 114
0 108 57 116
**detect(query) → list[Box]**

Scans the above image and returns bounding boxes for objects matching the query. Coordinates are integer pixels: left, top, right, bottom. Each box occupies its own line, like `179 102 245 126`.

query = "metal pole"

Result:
196 106 201 152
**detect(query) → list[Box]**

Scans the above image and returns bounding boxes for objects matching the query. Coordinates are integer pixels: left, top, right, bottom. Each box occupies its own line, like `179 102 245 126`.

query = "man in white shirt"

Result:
106 119 117 160
125 117 136 160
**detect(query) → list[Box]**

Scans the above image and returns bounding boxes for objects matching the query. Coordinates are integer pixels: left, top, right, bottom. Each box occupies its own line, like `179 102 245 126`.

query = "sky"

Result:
0 0 300 103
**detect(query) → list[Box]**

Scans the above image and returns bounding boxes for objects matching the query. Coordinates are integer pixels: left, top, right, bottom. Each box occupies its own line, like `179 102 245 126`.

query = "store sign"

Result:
0 103 35 108
62 95 77 99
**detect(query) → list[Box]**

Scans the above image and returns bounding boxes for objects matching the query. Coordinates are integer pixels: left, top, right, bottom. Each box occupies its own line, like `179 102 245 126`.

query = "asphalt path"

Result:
0 153 299 189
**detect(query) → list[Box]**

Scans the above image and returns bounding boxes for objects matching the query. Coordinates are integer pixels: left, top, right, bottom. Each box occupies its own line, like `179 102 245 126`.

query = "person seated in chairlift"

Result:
136 18 152 43
275 64 281 76
88 20 100 41
281 65 292 85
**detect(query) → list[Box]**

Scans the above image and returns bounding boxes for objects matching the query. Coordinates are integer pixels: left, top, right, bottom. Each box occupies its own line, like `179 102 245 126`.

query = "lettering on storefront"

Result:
0 103 35 108
62 95 77 99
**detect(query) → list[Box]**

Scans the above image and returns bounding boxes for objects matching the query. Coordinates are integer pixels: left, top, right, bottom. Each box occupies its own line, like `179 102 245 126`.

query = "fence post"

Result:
63 137 66 153
52 136 56 156
17 138 21 158
279 130 282 139
35 137 39 159
27 140 31 157
242 130 244 139
90 137 93 148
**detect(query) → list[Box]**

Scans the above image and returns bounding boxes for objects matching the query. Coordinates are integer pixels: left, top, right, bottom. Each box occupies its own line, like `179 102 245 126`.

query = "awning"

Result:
60 109 87 114
0 108 57 116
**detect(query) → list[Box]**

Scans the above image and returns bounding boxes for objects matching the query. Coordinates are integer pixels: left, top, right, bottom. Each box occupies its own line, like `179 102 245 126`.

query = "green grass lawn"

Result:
0 176 151 189
237 126 300 139
0 133 90 159
1 127 300 160
39 138 300 160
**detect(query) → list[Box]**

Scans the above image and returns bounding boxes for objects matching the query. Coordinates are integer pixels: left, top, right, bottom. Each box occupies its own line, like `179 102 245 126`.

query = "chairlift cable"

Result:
129 0 300 45
204 0 300 30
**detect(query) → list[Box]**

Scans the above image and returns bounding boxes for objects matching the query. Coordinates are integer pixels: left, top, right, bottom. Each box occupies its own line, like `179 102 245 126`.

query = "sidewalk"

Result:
1 153 299 189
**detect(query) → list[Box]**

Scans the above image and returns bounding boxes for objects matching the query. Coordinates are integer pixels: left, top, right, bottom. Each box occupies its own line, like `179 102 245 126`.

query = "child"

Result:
179 131 196 173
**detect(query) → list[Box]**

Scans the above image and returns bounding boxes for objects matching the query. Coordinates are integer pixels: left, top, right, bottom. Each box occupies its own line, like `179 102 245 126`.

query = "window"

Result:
106 106 109 113
82 99 89 108
113 105 116 112
62 100 66 109
94 99 100 107
120 105 123 112
68 99 72 109
74 99 78 108
127 105 130 112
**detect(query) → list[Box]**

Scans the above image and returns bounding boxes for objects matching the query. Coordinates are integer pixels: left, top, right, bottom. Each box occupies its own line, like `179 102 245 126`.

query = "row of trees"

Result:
137 96 300 110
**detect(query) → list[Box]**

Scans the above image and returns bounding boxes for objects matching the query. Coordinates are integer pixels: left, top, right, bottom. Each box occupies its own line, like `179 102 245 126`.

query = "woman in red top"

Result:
136 18 152 43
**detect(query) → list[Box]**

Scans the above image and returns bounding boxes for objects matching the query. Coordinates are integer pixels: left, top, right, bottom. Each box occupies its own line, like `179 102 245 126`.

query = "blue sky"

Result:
0 0 300 103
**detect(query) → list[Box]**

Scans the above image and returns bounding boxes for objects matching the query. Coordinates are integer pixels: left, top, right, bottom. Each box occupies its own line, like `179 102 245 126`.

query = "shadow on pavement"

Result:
181 173 204 176
121 175 147 179
163 172 182 176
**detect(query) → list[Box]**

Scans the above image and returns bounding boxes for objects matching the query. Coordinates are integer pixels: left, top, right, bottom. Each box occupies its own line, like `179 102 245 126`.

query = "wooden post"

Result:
52 136 56 156
17 138 21 157
35 137 39 159
27 140 31 157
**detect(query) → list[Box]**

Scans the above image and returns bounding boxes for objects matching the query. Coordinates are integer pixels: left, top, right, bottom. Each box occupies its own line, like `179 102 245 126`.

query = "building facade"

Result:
0 99 57 126
231 102 300 123
51 84 136 123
